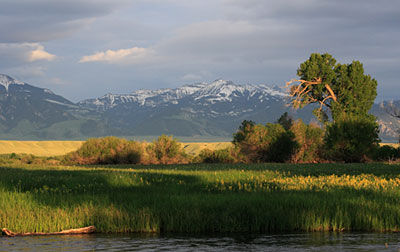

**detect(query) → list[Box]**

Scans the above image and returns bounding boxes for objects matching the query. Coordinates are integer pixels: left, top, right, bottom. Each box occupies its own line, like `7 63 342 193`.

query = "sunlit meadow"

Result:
1 163 400 234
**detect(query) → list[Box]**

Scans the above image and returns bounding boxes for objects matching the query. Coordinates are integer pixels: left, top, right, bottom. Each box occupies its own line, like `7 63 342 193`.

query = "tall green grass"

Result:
1 163 400 233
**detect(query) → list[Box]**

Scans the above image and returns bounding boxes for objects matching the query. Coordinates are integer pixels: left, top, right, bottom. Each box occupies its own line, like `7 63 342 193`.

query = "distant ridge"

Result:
77 79 300 138
0 74 80 136
78 79 286 111
0 74 398 142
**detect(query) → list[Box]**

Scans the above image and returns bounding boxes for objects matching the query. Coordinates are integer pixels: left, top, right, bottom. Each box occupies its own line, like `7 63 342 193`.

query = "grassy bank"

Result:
1 163 400 234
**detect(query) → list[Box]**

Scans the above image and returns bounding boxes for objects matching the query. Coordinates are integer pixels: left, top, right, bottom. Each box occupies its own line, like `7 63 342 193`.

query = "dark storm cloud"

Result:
226 0 400 24
145 0 400 100
1 0 398 101
0 0 129 43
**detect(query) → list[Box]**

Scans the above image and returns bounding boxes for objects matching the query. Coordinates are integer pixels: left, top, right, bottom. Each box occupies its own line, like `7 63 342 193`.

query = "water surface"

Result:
1 233 400 251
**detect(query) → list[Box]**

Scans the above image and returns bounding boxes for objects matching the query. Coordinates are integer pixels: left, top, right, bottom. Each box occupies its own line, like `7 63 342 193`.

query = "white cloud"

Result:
29 46 56 62
0 43 56 65
0 43 56 82
79 47 155 64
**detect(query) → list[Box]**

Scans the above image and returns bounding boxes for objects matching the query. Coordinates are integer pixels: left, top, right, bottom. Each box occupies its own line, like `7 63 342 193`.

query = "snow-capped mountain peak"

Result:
0 74 25 91
78 79 287 111
193 79 286 101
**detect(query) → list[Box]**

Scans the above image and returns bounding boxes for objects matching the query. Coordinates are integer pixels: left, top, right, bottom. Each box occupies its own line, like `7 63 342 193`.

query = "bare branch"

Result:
285 78 337 112
324 84 337 102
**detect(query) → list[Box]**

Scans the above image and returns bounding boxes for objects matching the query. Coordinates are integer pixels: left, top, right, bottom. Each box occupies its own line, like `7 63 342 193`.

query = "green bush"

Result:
324 117 380 162
67 136 144 164
290 120 324 163
233 124 267 162
9 153 19 159
233 122 298 163
197 148 237 163
373 145 400 161
146 135 190 164
259 125 298 163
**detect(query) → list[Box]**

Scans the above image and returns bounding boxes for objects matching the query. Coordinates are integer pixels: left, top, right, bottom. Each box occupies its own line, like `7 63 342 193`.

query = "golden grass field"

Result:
380 143 400 148
0 141 84 156
0 140 232 157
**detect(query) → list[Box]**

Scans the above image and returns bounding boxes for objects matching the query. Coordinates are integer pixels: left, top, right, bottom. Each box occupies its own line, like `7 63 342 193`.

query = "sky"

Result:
0 0 399 102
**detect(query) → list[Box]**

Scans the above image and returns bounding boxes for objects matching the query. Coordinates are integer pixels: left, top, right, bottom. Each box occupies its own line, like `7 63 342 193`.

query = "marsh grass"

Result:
1 163 400 234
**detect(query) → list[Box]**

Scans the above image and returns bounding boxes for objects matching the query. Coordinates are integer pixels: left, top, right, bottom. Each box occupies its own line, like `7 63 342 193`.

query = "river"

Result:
1 232 400 251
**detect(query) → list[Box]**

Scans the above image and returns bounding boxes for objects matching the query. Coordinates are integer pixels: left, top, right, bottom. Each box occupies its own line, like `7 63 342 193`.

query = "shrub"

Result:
9 153 19 159
0 154 16 165
233 124 268 162
197 148 237 163
20 154 36 164
324 117 380 162
233 122 298 163
66 136 144 165
259 125 298 163
373 145 400 161
146 135 190 164
290 120 324 163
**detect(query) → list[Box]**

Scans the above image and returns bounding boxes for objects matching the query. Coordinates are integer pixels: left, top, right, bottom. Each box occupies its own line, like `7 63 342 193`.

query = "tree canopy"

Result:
286 53 378 123
276 112 293 131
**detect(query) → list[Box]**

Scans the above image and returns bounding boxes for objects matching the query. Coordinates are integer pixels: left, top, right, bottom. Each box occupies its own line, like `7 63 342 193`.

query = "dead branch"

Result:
319 95 334 111
2 226 96 237
324 84 337 102
285 78 337 114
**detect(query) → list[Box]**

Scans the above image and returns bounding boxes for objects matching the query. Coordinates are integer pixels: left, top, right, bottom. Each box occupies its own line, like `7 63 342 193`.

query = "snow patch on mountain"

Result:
44 89 54 94
0 74 24 91
194 80 285 102
79 79 287 111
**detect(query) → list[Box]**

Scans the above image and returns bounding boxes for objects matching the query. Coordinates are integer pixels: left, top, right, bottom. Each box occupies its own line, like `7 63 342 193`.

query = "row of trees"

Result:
202 53 398 163
228 113 388 163
17 125 396 166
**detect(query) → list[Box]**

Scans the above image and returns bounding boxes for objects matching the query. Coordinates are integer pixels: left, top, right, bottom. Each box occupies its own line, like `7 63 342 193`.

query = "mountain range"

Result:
0 74 398 142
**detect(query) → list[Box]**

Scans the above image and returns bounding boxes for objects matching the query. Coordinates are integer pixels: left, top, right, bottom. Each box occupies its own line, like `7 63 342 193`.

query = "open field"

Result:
0 140 232 157
0 141 84 157
1 163 400 234
380 143 400 148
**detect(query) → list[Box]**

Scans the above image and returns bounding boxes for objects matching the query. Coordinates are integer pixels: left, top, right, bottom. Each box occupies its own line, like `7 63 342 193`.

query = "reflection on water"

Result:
1 232 400 251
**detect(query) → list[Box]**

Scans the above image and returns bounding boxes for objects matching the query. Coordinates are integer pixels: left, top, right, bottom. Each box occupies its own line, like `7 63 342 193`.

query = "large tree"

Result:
287 53 380 162
286 53 378 123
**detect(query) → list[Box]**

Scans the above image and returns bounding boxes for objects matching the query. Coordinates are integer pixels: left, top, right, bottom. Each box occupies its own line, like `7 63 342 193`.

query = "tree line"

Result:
203 53 399 163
